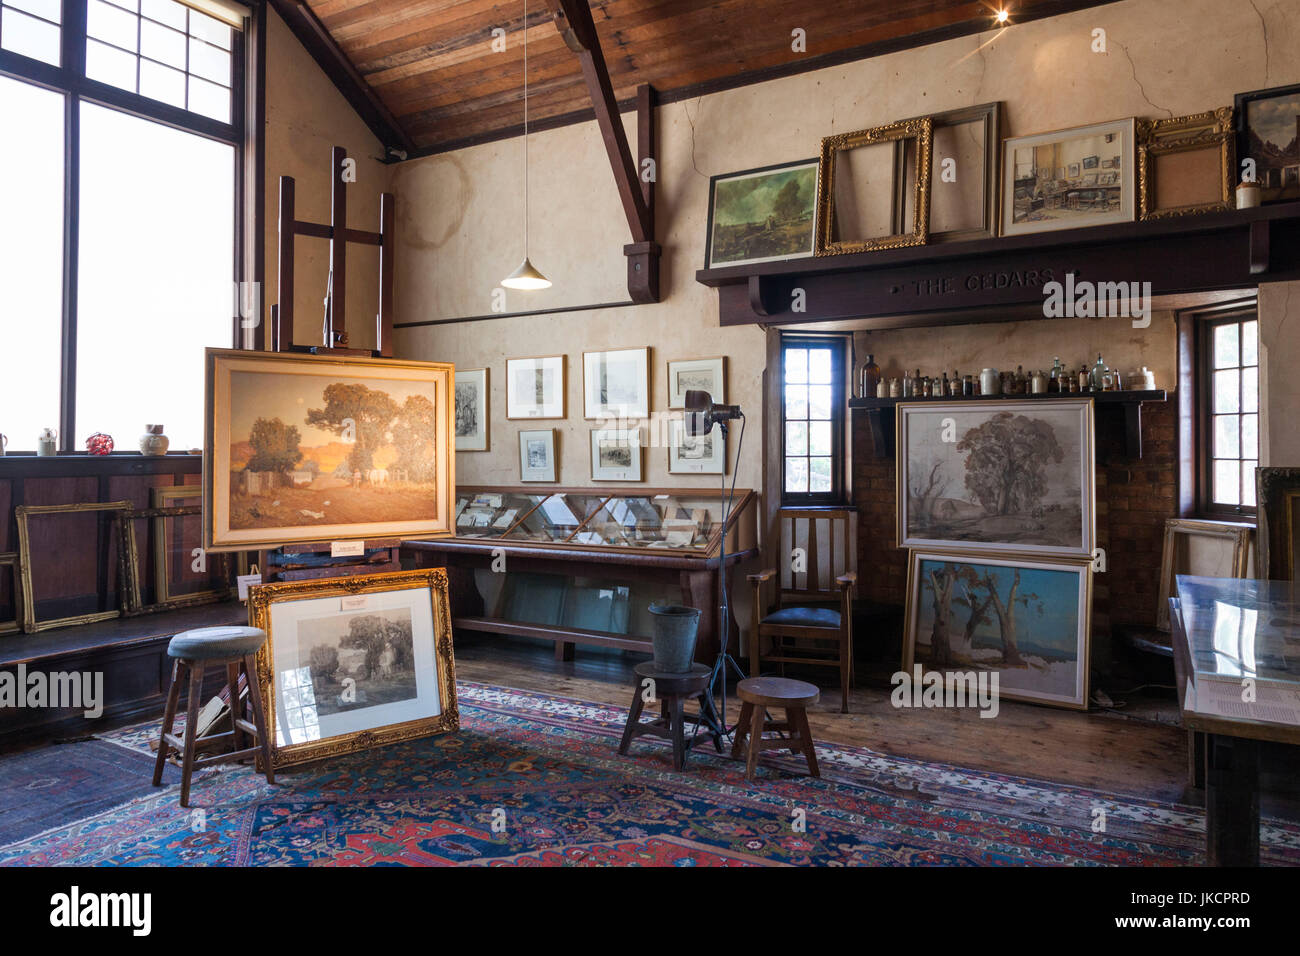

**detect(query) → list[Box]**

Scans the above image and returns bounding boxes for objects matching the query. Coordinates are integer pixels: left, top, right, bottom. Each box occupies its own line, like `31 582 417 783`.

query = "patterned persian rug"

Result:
2 681 1297 866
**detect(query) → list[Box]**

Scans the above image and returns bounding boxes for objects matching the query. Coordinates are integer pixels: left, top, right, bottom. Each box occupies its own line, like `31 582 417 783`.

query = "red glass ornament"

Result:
85 433 114 456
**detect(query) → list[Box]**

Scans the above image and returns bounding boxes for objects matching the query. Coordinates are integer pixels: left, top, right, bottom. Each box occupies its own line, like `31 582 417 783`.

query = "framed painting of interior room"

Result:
1138 108 1234 220
505 355 565 419
0 552 21 636
454 368 489 452
1234 84 1300 203
896 399 1095 559
1002 118 1136 236
590 427 643 481
518 429 558 482
896 102 1002 242
903 549 1092 710
667 357 725 409
204 349 455 552
15 501 132 633
249 568 458 768
1257 467 1300 581
816 117 932 255
1153 517 1252 629
583 347 649 419
667 418 725 475
704 159 819 269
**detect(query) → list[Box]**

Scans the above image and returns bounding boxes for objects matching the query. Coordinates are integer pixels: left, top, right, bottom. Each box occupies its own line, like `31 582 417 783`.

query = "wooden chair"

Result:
748 509 856 713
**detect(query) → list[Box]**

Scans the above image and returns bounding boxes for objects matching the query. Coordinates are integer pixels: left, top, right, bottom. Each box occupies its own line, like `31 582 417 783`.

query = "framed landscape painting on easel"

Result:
204 349 455 552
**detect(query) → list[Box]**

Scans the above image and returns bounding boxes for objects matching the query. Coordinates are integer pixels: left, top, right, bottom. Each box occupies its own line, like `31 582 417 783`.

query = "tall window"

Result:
0 0 246 452
781 335 846 503
1199 309 1260 516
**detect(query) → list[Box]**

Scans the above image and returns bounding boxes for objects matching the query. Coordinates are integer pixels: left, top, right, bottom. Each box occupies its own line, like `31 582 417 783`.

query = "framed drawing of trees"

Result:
204 349 455 551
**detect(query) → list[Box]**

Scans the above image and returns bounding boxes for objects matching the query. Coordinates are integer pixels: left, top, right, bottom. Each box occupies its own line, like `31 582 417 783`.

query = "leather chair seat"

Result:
760 606 841 628
167 626 267 660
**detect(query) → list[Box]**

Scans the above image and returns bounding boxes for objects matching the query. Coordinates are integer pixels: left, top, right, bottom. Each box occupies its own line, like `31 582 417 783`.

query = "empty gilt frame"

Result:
151 485 233 608
1155 517 1252 629
1138 108 1235 220
120 505 233 617
0 552 21 636
15 500 132 633
816 117 932 255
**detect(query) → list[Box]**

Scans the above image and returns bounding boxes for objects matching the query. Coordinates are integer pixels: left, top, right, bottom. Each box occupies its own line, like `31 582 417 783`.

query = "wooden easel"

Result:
274 145 396 357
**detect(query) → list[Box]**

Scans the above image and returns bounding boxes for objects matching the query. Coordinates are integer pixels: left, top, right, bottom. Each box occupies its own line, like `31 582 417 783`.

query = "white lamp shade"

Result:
501 257 551 290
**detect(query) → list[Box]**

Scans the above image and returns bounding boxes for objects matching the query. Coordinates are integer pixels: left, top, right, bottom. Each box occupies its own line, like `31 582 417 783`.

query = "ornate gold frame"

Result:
248 568 458 768
14 500 132 633
815 117 932 255
902 547 1094 711
1154 518 1251 629
150 486 233 608
1138 108 1234 220
0 552 21 636
119 504 233 616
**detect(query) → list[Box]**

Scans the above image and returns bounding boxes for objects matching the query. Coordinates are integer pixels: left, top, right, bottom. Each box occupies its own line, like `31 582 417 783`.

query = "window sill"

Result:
0 454 203 477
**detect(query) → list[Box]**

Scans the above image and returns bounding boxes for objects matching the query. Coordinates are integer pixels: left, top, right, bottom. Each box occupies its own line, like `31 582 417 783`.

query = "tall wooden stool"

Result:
153 626 275 807
731 677 820 781
619 662 722 770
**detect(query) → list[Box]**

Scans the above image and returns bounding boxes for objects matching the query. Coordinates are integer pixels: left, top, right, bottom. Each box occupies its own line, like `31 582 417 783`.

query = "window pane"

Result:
785 457 808 493
784 384 807 420
784 348 807 384
1242 461 1258 507
1213 415 1239 459
8 0 61 23
1212 369 1239 414
1213 459 1240 506
1242 414 1258 460
808 420 831 456
87 0 139 52
809 458 832 493
0 77 64 451
1241 320 1258 366
140 57 184 106
86 38 138 91
1213 322 1238 369
807 384 831 420
102 0 139 11
188 9 231 50
785 421 807 456
1242 366 1258 413
1 7 61 64
76 102 233 451
141 0 184 30
140 17 185 68
808 347 832 384
187 35 230 85
187 74 229 122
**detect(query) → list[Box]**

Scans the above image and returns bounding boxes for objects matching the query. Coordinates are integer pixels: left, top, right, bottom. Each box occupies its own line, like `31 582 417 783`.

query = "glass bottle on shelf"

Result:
860 354 881 398
963 374 973 396
1048 357 1063 392
940 371 950 396
1089 353 1108 391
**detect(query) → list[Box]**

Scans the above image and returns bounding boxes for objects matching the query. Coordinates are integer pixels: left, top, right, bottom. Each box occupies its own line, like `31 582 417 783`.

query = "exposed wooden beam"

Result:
267 0 414 157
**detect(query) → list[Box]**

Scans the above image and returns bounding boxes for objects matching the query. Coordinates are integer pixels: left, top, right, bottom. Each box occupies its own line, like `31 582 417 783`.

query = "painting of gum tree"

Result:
909 552 1090 709
899 401 1093 557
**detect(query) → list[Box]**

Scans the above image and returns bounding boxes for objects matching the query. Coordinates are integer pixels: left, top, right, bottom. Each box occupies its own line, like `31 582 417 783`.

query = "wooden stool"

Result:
152 626 276 807
619 662 721 770
731 677 820 781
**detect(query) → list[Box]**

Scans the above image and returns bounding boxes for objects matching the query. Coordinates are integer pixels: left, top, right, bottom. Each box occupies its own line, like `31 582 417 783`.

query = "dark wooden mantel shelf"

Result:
850 390 1168 459
697 202 1300 328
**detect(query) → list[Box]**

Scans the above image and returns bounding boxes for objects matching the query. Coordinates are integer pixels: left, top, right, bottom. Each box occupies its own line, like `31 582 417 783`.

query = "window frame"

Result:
0 0 259 452
779 333 848 506
1194 303 1259 520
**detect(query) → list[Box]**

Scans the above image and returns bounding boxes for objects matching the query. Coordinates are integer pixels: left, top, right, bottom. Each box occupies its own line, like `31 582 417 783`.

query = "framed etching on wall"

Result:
583 347 649 420
667 419 725 475
204 349 455 552
455 368 489 452
897 399 1095 559
590 427 643 482
518 429 558 482
667 357 725 409
506 355 565 419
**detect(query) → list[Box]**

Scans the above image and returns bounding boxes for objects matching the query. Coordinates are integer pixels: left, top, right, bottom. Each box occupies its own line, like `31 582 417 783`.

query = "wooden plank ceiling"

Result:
296 0 1112 156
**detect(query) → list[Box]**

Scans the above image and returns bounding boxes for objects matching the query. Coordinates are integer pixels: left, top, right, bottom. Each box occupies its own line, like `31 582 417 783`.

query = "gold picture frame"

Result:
151 486 232 607
249 568 458 768
0 552 21 636
1155 517 1252 629
119 505 234 616
816 117 932 255
15 500 132 633
204 348 455 552
1138 108 1235 220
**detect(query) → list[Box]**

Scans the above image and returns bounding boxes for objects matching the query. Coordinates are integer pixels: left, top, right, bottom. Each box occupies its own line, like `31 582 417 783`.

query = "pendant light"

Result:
501 0 551 290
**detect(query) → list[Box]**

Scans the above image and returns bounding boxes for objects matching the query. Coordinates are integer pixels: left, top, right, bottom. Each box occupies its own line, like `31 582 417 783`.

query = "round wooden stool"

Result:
618 661 721 770
731 677 820 781
152 626 276 807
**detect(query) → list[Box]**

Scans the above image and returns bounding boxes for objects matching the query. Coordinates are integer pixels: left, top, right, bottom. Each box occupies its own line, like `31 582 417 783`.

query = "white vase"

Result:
140 424 170 457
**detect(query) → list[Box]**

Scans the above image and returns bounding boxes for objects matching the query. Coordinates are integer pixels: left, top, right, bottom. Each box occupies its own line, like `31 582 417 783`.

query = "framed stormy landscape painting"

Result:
897 399 1095 558
904 550 1091 710
204 349 454 551
704 159 818 269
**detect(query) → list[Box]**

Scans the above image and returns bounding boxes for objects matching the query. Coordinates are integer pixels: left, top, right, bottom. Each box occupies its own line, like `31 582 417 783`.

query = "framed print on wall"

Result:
455 368 489 452
1234 84 1300 203
583 347 649 419
518 429 558 482
904 549 1092 711
667 418 725 474
896 399 1095 559
1002 118 1136 236
590 427 643 481
704 159 819 269
505 355 565 419
204 349 455 552
249 568 458 768
667 357 725 409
